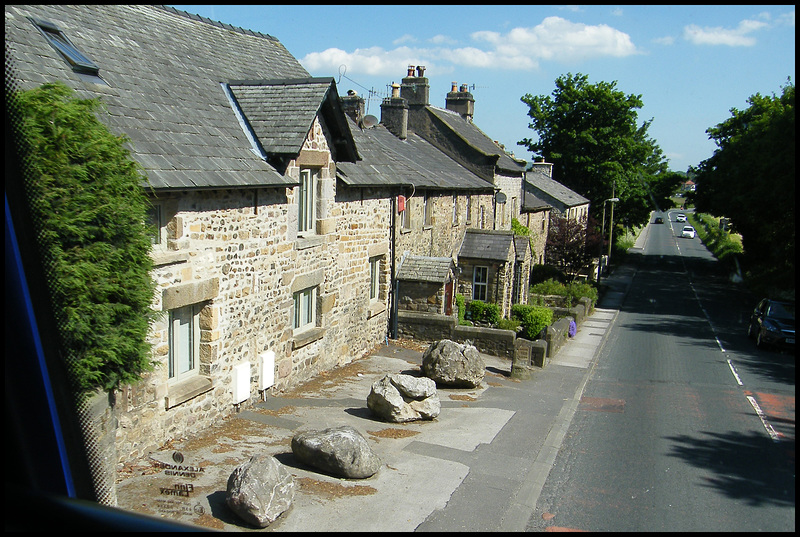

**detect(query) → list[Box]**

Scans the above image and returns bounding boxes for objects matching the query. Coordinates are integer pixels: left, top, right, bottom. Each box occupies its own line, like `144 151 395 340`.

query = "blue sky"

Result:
172 5 795 173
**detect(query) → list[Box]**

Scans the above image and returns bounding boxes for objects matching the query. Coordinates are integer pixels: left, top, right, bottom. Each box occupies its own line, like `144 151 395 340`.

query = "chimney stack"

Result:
400 65 429 106
531 157 553 178
381 82 408 140
446 81 475 120
340 89 364 124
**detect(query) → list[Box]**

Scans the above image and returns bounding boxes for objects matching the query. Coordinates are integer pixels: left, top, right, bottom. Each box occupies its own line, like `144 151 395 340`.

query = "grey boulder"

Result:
226 454 295 528
367 373 440 422
422 339 485 388
291 425 381 479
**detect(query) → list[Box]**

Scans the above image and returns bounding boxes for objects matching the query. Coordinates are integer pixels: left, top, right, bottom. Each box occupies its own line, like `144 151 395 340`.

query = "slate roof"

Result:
522 190 552 212
336 118 494 192
425 106 528 174
396 256 454 283
459 229 516 262
515 237 532 263
5 5 329 190
229 78 358 164
526 168 589 208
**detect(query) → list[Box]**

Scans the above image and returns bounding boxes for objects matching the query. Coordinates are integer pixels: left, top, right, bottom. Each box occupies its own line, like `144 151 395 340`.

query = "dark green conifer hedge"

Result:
14 82 157 394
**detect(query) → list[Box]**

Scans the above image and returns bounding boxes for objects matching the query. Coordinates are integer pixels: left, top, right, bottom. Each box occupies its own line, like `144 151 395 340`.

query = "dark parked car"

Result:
654 216 664 224
748 299 795 351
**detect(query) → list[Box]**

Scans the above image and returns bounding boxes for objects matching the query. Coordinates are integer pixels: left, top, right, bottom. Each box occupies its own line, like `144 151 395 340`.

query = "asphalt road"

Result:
526 210 795 532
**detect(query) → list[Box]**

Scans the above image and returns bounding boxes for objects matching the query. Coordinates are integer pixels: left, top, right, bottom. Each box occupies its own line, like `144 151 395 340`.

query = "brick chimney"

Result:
445 82 474 120
380 82 408 140
340 89 364 124
400 64 429 107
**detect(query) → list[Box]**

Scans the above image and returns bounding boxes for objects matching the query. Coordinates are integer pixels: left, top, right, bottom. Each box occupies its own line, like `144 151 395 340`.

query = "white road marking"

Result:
746 395 780 442
726 359 743 385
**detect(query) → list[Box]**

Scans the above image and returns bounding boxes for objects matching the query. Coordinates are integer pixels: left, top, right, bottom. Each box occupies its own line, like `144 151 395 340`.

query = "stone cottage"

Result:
6 6 573 487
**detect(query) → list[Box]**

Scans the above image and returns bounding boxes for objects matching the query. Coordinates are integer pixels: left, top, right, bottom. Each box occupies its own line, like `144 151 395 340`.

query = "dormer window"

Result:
29 17 100 77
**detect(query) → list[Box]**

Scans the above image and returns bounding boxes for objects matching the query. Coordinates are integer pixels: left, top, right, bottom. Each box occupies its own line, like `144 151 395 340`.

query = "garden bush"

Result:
511 304 553 340
467 300 501 325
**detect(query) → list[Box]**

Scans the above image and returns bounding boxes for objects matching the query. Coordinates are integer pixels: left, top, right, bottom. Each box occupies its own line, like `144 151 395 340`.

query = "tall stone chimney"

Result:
340 89 364 124
445 82 474 120
530 157 553 178
400 64 429 107
380 82 408 140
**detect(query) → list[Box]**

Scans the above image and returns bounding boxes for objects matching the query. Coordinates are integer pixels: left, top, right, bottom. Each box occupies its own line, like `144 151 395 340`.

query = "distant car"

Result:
654 216 664 224
676 213 687 222
748 298 795 350
681 226 696 239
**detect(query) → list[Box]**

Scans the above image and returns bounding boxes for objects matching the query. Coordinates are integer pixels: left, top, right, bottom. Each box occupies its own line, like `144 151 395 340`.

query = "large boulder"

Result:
291 425 381 479
422 339 485 388
226 454 295 528
367 373 440 423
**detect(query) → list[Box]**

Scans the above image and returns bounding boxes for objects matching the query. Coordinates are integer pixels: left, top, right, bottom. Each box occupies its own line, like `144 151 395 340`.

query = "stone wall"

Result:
113 118 390 466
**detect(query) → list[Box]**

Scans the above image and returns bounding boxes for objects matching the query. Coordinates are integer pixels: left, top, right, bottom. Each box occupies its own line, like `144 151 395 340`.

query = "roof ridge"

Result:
228 77 335 86
158 5 280 42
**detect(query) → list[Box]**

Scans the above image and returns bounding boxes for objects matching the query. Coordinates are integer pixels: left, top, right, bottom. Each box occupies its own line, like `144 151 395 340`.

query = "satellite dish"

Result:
360 115 378 129
496 192 507 204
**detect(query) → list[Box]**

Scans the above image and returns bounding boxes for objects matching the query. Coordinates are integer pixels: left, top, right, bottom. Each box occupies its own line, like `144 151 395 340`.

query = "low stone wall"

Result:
452 324 515 360
398 300 593 378
397 310 455 342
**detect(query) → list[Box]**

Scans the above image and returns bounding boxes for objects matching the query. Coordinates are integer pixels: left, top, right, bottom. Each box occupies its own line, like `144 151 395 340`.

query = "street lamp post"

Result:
598 197 619 281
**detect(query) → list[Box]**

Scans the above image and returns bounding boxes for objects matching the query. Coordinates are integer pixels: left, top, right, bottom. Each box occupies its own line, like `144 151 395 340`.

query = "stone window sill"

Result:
295 235 324 250
292 327 326 350
165 376 213 409
368 302 386 318
151 250 190 267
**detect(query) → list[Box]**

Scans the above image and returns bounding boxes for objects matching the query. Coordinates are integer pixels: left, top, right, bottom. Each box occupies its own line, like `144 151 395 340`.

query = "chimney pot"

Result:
407 65 416 77
460 84 468 93
451 81 458 92
416 65 426 77
391 82 401 98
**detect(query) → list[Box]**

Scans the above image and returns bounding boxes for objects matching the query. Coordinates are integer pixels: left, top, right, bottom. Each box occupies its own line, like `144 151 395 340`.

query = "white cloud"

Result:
653 36 675 46
302 16 638 75
472 17 639 62
683 19 769 46
429 34 458 45
393 34 417 46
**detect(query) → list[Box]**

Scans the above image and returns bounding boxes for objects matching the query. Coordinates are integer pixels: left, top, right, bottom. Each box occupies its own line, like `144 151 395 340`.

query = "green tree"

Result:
13 82 158 394
692 80 795 285
545 214 599 281
518 73 668 228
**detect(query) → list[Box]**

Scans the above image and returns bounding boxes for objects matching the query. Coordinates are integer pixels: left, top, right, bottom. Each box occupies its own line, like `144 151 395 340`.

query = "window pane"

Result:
170 306 194 379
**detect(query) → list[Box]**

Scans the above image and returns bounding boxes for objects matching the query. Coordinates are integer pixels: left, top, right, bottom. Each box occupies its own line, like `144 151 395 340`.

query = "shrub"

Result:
467 300 500 325
13 82 158 394
566 280 598 307
496 318 521 332
455 294 468 325
531 278 597 307
531 278 568 297
511 304 553 340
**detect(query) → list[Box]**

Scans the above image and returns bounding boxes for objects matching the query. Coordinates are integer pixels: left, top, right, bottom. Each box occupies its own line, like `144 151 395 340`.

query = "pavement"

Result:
115 233 645 532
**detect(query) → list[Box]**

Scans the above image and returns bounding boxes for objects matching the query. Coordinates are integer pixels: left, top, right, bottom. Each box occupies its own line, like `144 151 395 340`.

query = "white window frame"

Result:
369 256 381 302
293 286 317 332
401 197 411 230
466 195 472 223
169 304 201 384
298 168 316 234
473 266 489 301
452 195 458 225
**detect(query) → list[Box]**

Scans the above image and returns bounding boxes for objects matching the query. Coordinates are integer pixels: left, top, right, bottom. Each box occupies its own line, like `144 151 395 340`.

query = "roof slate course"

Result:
396 256 454 283
425 106 527 174
337 118 494 191
459 229 516 262
526 168 589 208
6 5 314 190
